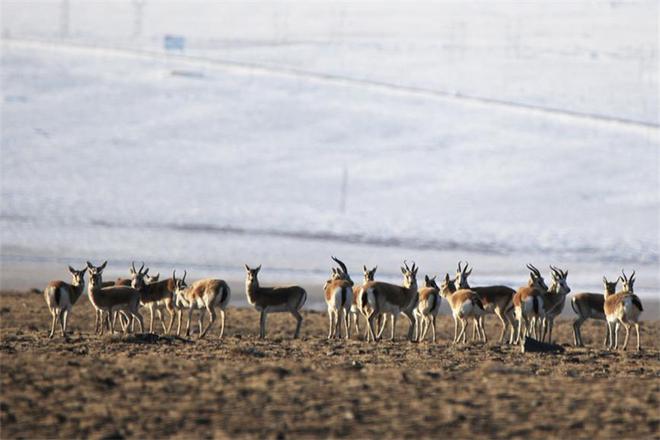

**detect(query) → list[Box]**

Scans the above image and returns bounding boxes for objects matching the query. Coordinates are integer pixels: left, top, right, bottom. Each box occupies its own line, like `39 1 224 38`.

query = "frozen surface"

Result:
1 1 658 301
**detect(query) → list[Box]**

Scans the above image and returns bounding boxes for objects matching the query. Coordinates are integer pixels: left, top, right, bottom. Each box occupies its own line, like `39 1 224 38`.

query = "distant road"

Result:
4 37 658 133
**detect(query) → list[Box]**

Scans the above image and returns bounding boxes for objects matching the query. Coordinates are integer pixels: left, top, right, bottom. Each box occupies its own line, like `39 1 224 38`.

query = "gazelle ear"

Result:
86 261 94 270
465 268 472 276
143 268 149 276
444 273 450 282
255 265 261 273
244 264 250 272
68 265 76 274
99 261 108 270
603 276 607 285
425 275 430 282
80 267 87 275
401 267 406 275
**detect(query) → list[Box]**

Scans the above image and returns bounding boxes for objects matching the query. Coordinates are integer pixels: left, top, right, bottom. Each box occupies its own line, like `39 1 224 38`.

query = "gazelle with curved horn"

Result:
512 264 548 344
173 270 231 339
605 270 643 351
86 261 144 334
438 273 486 344
359 261 419 342
43 265 87 338
539 266 571 343
348 265 377 338
455 261 516 344
244 264 307 339
571 276 617 347
323 256 353 339
130 264 177 334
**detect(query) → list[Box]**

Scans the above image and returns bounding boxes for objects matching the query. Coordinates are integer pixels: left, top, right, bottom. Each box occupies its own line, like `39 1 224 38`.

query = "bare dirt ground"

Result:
1 290 658 439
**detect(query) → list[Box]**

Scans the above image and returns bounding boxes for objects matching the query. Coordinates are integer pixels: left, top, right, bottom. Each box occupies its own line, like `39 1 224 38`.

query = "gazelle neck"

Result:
70 281 85 304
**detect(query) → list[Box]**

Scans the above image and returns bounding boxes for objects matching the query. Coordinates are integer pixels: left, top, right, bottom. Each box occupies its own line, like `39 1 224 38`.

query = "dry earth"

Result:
1 291 658 439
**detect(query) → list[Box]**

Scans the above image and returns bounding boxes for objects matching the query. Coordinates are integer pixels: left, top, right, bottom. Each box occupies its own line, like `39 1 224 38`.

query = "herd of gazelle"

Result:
42 258 644 350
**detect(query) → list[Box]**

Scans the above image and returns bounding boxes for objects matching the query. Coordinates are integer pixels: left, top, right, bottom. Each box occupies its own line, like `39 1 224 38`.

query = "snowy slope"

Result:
1 1 658 301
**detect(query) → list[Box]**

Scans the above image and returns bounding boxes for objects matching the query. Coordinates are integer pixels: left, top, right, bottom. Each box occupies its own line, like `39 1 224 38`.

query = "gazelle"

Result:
96 262 149 332
43 265 87 338
244 265 307 339
173 270 231 339
359 261 419 342
540 266 571 343
350 265 377 338
414 275 441 342
605 270 643 351
512 264 548 344
571 277 617 347
455 261 516 344
323 257 353 339
86 261 144 334
439 273 486 344
128 262 177 334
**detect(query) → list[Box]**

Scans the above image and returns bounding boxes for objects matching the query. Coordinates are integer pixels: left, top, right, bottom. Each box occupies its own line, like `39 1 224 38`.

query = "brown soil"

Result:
1 291 658 439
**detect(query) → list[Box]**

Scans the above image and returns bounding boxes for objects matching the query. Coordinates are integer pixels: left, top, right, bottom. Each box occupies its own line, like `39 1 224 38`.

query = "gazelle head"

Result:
172 270 189 307
129 261 149 291
67 265 87 287
400 261 418 289
362 265 377 283
602 276 618 295
331 256 353 286
145 272 160 284
454 261 472 289
548 265 570 295
620 269 636 293
244 264 261 285
86 260 108 290
440 273 457 297
526 264 548 291
424 274 438 289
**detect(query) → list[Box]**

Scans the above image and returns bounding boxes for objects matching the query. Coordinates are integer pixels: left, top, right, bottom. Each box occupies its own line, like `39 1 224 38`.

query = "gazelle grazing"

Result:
86 261 144 334
414 275 441 342
323 257 353 339
540 266 571 343
130 262 177 334
455 261 516 344
43 265 87 338
605 270 643 351
360 261 419 342
512 264 548 344
244 265 307 339
571 277 617 347
173 270 231 339
439 273 486 344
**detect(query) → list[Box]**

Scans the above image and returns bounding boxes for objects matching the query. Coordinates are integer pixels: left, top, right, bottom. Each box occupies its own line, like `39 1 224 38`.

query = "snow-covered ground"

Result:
1 1 658 303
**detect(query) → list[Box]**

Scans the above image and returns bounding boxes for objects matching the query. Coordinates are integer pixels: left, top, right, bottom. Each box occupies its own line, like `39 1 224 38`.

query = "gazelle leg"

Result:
622 323 630 351
431 316 437 343
634 323 641 351
198 311 205 336
453 316 459 343
49 311 57 338
260 310 267 339
176 310 183 336
343 308 350 340
61 309 70 337
366 311 377 342
390 314 397 341
327 310 333 339
334 310 342 339
613 321 620 349
219 309 226 339
185 308 193 337
291 309 303 339
458 318 467 343
200 306 216 339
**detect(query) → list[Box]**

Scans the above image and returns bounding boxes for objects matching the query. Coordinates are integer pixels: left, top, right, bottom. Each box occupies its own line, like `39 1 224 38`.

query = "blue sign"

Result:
164 34 185 51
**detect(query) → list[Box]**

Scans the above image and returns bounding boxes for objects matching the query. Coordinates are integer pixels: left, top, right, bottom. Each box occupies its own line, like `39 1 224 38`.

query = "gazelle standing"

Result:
359 261 419 342
540 266 571 343
512 264 548 344
173 270 231 339
414 275 441 342
130 263 177 334
439 273 486 344
86 261 144 334
323 257 353 339
43 265 87 338
350 265 377 338
454 262 516 344
571 277 617 347
244 265 307 339
605 270 643 351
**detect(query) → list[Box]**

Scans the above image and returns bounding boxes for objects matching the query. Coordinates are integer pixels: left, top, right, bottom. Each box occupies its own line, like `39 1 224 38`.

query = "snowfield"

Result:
1 1 658 302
